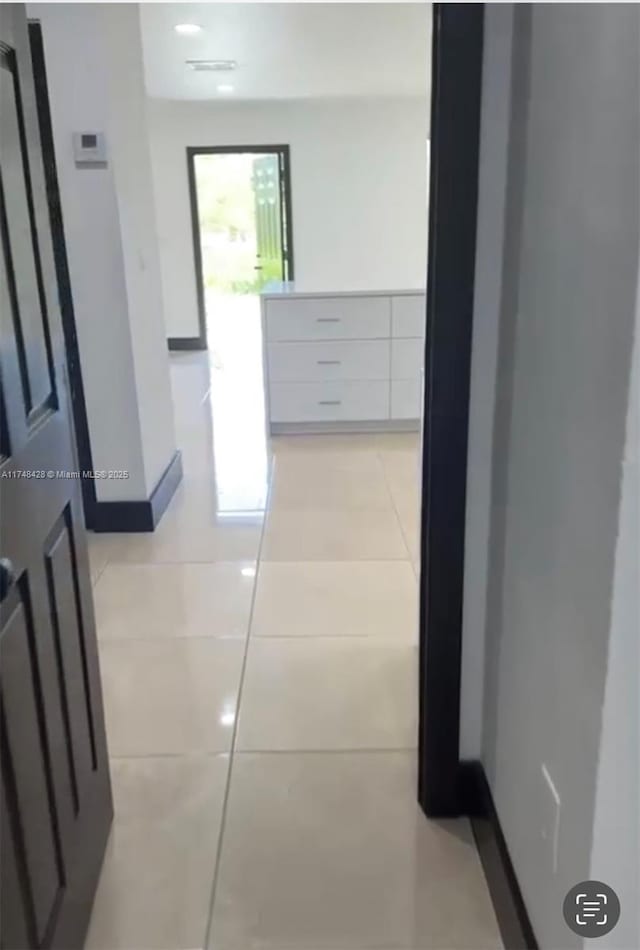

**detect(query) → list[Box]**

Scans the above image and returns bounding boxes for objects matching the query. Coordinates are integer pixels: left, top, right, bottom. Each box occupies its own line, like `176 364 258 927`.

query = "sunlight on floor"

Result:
205 292 269 516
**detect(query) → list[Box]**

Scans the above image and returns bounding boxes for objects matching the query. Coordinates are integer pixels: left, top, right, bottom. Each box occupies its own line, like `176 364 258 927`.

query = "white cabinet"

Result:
390 298 424 422
391 379 422 420
262 288 425 433
270 381 389 423
391 339 423 380
266 296 390 341
391 295 426 338
268 340 389 382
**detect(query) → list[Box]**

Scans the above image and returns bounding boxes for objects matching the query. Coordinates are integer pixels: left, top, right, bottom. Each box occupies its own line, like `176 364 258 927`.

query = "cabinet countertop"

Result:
261 281 426 300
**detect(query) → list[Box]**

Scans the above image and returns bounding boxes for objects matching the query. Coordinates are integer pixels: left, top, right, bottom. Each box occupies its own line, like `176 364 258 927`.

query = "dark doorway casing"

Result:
418 7 538 947
418 3 484 817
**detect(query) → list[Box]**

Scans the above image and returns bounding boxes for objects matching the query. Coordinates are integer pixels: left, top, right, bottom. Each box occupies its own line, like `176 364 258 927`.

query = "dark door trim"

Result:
179 143 294 352
418 3 484 817
28 21 97 530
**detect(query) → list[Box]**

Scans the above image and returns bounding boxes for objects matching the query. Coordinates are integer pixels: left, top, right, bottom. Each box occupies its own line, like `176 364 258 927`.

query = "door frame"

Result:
28 20 98 530
181 143 294 352
418 4 484 816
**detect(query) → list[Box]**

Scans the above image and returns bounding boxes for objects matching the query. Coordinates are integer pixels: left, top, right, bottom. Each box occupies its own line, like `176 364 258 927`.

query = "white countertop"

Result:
261 280 426 300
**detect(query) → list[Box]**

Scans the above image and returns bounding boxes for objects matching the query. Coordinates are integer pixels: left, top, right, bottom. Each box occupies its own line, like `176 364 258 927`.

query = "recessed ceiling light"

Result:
217 84 235 94
175 23 202 35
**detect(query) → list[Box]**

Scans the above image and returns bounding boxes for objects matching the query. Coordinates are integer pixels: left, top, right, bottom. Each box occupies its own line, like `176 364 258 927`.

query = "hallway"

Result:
84 300 500 949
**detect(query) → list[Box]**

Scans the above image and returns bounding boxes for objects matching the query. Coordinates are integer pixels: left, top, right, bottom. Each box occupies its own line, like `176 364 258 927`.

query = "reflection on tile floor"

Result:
210 753 500 950
86 297 500 950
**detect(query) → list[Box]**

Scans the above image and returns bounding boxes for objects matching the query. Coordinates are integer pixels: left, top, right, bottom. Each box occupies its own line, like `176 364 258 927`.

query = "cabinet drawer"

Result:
268 340 389 383
265 296 390 342
391 379 422 420
391 295 426 338
391 339 423 380
269 381 389 423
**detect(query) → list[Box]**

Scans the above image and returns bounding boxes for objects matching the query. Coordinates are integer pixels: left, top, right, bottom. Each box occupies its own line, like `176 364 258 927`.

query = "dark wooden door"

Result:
0 6 112 949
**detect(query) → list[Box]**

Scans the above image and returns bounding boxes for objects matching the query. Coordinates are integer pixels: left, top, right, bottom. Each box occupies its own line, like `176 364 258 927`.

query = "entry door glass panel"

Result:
252 154 284 286
193 150 290 295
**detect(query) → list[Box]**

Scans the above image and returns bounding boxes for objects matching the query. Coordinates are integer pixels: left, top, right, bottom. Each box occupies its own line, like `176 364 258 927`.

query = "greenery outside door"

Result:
190 146 293 296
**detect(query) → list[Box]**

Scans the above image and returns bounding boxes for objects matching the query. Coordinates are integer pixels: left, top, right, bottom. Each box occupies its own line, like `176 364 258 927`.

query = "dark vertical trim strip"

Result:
62 505 98 770
29 21 98 528
418 4 485 817
278 146 295 281
186 148 209 350
56 504 98 772
460 761 539 949
43 548 81 814
18 574 66 891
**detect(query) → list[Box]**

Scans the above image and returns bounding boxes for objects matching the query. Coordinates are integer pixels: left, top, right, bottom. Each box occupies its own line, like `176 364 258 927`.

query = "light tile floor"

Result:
85 297 501 950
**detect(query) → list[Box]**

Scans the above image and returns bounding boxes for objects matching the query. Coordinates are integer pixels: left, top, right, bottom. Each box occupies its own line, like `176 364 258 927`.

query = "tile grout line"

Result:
89 551 110 588
218 745 421 756
201 445 418 950
202 461 273 950
98 633 418 645
377 450 416 564
108 746 419 761
90 554 417 567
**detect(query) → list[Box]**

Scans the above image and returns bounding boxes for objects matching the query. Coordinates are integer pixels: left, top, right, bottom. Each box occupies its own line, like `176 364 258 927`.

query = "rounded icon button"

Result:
563 880 620 938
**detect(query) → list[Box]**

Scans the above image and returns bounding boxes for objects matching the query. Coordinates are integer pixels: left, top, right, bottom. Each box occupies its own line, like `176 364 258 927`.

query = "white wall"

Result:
589 288 639 949
147 97 429 340
103 5 177 494
480 7 639 947
30 2 144 501
30 3 176 502
460 3 514 759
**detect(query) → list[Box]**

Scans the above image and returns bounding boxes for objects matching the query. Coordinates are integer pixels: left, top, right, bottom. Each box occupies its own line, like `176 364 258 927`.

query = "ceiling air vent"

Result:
186 60 237 72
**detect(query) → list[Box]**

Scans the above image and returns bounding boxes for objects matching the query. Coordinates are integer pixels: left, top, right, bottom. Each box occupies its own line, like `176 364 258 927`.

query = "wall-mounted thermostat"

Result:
73 131 108 167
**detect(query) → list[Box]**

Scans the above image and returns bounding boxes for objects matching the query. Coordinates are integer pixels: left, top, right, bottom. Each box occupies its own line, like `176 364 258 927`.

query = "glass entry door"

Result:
189 145 293 296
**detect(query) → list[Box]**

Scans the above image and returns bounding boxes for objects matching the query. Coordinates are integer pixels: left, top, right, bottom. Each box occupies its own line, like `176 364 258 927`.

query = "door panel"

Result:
277 149 293 281
252 153 284 286
1 776 32 949
0 6 112 948
44 509 98 805
0 46 54 419
1 586 64 946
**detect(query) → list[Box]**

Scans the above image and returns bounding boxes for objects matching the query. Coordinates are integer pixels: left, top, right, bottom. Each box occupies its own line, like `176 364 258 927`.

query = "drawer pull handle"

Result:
318 399 342 406
316 317 341 323
317 360 341 365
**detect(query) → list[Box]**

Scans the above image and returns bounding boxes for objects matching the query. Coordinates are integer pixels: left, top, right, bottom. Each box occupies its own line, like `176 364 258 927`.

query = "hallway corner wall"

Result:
588 262 640 950
460 2 514 760
479 5 640 947
28 2 177 507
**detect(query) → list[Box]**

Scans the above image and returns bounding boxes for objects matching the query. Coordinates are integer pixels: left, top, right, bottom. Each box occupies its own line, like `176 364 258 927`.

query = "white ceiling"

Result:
140 3 430 101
